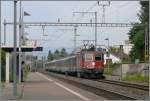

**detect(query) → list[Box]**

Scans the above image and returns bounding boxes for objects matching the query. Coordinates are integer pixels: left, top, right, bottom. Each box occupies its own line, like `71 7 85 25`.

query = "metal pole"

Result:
74 26 77 53
107 38 109 70
13 0 18 97
95 12 97 50
44 56 45 70
120 45 123 80
22 8 24 46
35 60 37 72
0 0 2 99
42 56 45 71
4 19 6 46
18 0 22 83
145 22 149 63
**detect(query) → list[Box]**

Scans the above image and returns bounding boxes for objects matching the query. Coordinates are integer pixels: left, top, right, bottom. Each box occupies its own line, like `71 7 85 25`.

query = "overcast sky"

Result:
1 1 141 55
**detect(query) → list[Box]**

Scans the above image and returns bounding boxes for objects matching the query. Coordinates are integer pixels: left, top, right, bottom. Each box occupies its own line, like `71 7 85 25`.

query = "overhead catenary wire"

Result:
38 29 68 46
73 1 98 22
97 1 110 23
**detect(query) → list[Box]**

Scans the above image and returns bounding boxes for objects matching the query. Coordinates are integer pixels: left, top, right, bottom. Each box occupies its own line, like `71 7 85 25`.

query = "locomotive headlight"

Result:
92 62 95 66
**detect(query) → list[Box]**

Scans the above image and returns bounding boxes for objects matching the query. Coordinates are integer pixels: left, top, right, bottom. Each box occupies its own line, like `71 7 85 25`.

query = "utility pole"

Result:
13 0 18 97
18 0 22 83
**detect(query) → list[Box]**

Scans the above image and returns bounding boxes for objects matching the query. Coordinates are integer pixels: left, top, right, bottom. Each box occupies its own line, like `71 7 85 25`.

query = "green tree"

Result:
47 50 54 61
128 1 149 62
1 50 6 81
60 48 68 57
54 49 60 59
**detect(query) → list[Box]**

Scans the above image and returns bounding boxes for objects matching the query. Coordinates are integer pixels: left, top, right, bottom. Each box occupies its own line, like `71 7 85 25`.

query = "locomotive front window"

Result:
95 54 102 60
85 54 93 61
95 55 101 60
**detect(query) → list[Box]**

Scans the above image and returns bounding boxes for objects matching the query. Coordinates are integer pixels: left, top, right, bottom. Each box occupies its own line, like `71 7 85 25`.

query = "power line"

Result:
97 1 110 23
74 2 97 22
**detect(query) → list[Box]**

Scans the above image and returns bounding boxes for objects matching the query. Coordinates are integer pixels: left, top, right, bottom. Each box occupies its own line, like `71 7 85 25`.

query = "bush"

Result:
1 50 6 82
22 64 30 81
122 73 149 83
104 63 121 75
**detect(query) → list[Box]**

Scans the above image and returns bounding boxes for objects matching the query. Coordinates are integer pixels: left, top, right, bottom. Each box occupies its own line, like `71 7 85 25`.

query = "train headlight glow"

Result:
92 62 95 66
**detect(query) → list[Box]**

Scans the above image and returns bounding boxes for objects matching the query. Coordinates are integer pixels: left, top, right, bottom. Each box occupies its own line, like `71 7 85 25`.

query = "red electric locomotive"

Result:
45 50 105 79
76 51 105 78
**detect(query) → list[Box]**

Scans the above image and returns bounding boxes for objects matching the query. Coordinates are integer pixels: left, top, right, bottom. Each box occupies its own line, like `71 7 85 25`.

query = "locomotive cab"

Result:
79 51 105 78
82 51 104 69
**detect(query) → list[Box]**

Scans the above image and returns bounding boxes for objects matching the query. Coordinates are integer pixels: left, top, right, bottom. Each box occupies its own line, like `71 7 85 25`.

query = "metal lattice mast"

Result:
4 22 139 27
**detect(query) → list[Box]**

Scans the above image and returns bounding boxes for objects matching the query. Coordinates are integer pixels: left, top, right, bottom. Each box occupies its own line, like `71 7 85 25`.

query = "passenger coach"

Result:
45 50 105 79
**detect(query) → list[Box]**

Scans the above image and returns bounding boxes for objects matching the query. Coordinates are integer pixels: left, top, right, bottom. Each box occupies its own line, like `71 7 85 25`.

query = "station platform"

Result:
21 72 106 100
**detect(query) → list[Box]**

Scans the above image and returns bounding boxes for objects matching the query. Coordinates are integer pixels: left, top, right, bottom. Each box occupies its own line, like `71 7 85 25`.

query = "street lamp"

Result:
105 38 110 71
105 38 109 51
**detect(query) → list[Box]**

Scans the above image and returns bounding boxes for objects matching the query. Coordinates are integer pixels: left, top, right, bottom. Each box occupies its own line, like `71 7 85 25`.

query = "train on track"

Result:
45 50 105 79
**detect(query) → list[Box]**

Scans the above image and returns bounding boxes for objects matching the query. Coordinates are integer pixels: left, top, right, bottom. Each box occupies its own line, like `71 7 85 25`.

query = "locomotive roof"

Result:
80 51 104 54
46 55 76 64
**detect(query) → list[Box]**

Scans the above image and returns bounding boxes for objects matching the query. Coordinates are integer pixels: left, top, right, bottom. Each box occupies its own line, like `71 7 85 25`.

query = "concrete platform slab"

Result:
22 72 106 100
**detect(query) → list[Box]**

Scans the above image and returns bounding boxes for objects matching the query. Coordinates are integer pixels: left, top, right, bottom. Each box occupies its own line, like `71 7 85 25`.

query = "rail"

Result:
42 71 149 100
97 79 149 91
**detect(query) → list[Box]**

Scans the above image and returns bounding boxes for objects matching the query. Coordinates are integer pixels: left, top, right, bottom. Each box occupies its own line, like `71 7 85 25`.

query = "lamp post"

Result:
74 26 79 53
105 38 110 71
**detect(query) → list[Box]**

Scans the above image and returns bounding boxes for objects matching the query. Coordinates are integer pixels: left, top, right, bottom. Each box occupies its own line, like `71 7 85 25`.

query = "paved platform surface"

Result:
22 72 106 100
1 83 23 100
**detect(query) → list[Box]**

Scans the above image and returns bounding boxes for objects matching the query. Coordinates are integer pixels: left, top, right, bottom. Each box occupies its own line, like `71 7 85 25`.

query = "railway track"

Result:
97 79 149 91
42 71 149 100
